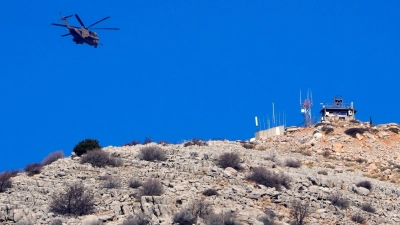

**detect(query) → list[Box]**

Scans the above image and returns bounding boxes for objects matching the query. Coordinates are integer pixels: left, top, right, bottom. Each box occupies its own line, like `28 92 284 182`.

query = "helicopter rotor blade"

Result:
63 15 73 19
61 33 71 37
51 23 67 27
87 16 110 28
90 27 120 30
75 14 85 27
51 23 80 29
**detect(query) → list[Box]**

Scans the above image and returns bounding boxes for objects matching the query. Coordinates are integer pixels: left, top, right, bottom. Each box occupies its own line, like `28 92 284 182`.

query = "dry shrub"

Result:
356 180 372 190
139 178 164 197
183 138 208 147
202 188 218 196
123 140 140 146
321 126 334 134
246 167 291 191
42 151 64 166
157 140 169 146
258 209 276 225
351 214 366 224
322 150 331 158
203 212 243 225
121 213 150 225
49 219 63 225
329 192 350 209
388 127 399 134
128 178 142 189
24 162 42 176
139 146 167 161
49 183 94 216
361 202 376 213
101 176 121 189
80 149 122 167
242 143 255 149
290 199 310 225
355 158 367 164
143 137 153 145
173 208 198 225
217 152 242 170
344 128 367 138
0 171 13 192
285 159 301 168
174 199 213 225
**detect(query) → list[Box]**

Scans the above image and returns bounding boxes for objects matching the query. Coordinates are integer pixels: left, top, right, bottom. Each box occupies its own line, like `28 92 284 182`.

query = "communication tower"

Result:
300 89 313 127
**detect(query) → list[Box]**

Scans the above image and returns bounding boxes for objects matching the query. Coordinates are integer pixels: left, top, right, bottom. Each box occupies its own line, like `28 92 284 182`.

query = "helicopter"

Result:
51 14 119 48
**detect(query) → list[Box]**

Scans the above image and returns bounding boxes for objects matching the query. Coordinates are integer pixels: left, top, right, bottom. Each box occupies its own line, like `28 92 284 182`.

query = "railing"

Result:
322 103 353 109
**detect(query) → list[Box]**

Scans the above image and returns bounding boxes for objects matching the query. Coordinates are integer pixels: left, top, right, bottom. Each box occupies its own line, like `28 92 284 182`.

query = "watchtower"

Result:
320 96 356 122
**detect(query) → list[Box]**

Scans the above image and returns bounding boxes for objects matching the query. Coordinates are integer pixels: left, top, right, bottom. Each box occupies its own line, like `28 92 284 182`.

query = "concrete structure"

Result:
255 126 284 140
320 96 356 122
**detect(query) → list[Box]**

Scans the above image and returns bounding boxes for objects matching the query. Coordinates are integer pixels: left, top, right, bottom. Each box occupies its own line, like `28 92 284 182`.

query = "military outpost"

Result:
255 94 357 140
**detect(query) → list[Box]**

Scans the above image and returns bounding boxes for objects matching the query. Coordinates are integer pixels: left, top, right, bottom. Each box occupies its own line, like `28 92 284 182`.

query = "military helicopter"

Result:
51 14 119 48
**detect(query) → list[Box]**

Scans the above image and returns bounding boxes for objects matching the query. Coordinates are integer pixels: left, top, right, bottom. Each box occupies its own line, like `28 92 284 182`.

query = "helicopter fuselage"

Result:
68 27 99 47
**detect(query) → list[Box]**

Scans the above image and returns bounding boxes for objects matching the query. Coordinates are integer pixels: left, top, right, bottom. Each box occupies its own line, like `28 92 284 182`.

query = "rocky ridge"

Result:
0 121 400 225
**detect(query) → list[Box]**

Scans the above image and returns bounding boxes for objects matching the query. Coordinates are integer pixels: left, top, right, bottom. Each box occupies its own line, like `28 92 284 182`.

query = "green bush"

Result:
73 138 101 156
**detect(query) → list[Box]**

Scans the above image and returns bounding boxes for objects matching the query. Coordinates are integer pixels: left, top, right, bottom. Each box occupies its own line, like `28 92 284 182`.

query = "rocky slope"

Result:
1 121 400 225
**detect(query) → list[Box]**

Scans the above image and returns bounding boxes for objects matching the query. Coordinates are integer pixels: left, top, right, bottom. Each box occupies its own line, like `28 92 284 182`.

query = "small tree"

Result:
290 199 310 225
73 138 101 156
49 183 94 216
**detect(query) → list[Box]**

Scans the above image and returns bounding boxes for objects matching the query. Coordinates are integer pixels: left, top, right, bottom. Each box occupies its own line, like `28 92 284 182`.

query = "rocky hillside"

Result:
1 121 400 225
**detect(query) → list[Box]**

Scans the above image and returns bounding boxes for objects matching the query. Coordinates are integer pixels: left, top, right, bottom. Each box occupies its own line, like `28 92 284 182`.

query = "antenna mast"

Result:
300 89 313 127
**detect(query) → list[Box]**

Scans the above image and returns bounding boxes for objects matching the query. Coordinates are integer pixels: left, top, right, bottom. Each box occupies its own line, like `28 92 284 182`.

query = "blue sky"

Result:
1 1 399 172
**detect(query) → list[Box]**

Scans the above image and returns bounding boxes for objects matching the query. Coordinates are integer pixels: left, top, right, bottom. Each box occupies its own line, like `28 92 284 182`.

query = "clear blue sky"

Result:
1 1 399 172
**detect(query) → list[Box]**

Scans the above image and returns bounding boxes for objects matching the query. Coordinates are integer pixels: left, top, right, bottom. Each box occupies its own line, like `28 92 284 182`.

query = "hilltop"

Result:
1 121 400 225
